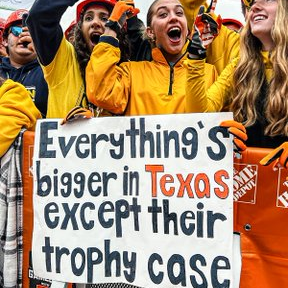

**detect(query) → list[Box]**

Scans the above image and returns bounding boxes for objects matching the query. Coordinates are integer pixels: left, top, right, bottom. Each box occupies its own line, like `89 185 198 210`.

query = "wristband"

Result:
105 20 121 34
187 46 206 59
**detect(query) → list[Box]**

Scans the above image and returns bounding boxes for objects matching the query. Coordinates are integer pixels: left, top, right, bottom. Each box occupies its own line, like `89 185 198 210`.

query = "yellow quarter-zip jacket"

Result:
86 36 218 116
185 51 273 113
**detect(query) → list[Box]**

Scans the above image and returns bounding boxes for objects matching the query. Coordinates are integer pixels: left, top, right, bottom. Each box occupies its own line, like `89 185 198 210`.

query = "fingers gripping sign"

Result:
260 142 288 169
61 106 93 125
220 120 248 153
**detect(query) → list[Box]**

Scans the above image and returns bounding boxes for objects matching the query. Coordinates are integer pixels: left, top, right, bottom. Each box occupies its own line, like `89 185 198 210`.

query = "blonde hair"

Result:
232 0 288 137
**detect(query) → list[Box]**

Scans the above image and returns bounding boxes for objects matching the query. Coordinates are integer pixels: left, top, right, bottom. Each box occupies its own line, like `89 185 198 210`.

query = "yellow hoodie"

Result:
0 79 41 157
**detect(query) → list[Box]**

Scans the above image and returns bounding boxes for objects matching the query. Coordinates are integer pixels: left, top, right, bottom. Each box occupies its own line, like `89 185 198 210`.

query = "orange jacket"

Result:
86 38 218 116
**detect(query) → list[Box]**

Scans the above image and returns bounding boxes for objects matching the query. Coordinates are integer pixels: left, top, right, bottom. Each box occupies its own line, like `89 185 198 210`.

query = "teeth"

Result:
169 27 180 33
254 15 266 21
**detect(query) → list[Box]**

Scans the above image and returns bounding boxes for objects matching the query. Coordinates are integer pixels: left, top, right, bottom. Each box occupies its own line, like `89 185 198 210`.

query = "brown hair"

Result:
146 0 161 27
73 9 131 81
232 0 288 136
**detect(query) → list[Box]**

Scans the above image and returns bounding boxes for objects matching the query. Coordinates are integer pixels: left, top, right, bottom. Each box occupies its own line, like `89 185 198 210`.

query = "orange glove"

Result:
220 120 248 152
201 0 222 48
105 1 140 33
61 106 93 125
260 142 288 168
121 0 135 8
188 0 222 59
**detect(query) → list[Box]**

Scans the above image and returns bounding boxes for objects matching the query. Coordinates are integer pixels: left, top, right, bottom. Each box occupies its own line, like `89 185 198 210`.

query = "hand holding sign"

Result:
61 106 93 125
220 120 247 152
260 142 288 169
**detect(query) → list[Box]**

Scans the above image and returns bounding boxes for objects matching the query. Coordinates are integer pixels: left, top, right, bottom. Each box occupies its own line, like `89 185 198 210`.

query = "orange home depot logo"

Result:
277 169 288 208
233 164 258 203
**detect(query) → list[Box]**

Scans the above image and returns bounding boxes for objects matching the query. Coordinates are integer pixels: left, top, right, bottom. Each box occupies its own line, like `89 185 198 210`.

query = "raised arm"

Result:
185 0 231 112
27 0 78 66
86 1 139 114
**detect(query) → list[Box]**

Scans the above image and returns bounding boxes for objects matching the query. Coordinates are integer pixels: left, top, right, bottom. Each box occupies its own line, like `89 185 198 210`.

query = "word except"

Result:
44 197 140 237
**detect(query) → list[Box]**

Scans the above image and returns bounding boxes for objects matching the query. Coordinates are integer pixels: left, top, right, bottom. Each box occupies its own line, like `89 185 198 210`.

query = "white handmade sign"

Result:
32 113 234 287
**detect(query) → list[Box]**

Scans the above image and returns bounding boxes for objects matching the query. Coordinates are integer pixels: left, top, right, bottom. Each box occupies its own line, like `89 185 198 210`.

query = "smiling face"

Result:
146 0 188 63
249 0 278 49
81 5 110 52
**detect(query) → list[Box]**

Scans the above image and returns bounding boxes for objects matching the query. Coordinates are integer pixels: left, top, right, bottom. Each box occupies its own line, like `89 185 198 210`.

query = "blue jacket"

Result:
0 57 48 117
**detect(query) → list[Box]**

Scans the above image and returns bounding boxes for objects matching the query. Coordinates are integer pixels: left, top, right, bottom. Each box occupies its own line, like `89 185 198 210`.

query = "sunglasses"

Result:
9 26 23 37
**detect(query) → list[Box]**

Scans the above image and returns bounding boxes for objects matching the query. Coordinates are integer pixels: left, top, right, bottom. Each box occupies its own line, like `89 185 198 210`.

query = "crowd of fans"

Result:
1 0 288 287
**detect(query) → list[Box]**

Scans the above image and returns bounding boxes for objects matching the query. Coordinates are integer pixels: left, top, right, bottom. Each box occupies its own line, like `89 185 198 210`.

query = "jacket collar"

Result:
151 40 189 67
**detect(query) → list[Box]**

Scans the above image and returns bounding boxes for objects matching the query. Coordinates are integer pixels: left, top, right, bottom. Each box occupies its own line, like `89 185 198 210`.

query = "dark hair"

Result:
0 76 5 86
147 0 160 27
241 1 247 17
73 20 90 81
73 10 131 81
